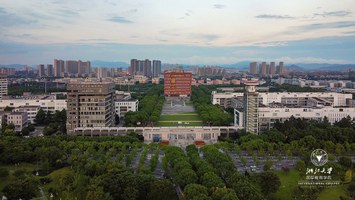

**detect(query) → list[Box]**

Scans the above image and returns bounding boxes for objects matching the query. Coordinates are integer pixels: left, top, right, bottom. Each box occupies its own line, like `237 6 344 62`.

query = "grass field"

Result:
273 169 351 200
273 169 301 199
158 112 203 127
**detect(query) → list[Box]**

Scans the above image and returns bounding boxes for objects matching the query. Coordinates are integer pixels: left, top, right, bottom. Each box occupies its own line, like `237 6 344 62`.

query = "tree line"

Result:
192 85 233 126
124 85 164 126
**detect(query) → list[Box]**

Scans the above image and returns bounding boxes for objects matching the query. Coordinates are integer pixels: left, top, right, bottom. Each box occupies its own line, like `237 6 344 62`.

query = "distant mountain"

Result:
220 61 250 69
286 64 306 71
91 60 129 68
0 64 26 68
292 63 355 71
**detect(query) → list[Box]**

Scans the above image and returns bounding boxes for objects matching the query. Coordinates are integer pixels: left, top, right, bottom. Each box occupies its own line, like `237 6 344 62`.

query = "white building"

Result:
6 112 28 131
230 91 355 133
14 105 41 124
115 100 139 118
212 91 352 108
0 95 67 112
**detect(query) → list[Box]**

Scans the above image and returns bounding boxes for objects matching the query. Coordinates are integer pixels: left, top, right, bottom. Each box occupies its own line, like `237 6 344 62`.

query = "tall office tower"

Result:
164 64 170 72
54 59 65 77
269 62 276 75
0 75 8 98
65 60 79 75
249 62 258 74
152 60 162 77
278 61 284 75
261 62 267 76
143 59 152 76
66 79 115 131
46 64 53 77
130 59 138 75
164 71 192 96
96 68 108 78
117 67 123 72
243 80 259 134
38 64 45 77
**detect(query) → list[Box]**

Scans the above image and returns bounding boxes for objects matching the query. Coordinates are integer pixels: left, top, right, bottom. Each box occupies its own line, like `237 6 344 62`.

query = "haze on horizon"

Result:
0 0 355 65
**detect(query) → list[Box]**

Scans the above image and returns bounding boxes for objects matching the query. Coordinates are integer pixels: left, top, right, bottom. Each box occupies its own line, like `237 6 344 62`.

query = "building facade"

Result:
66 79 115 131
115 100 139 118
243 80 259 134
164 71 192 96
0 75 7 98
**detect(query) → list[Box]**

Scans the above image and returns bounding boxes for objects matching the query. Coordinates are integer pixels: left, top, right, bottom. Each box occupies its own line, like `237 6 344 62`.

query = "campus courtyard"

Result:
158 99 204 127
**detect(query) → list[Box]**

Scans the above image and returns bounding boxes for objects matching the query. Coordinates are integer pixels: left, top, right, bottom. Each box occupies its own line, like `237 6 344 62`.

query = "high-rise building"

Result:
143 59 152 76
46 64 53 77
38 64 45 77
65 60 79 75
243 80 259 134
54 59 65 77
152 60 161 77
66 79 115 131
130 59 138 75
78 60 91 75
97 67 108 78
249 62 258 74
164 71 192 96
260 62 267 76
278 61 284 75
0 75 8 98
269 62 276 75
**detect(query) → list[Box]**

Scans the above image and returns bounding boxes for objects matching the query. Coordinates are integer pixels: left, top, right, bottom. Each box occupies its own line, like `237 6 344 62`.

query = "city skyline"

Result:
0 0 355 65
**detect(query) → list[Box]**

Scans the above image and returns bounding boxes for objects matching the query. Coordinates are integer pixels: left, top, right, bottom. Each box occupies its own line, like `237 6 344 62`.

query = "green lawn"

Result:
273 169 301 199
317 184 350 200
273 169 352 200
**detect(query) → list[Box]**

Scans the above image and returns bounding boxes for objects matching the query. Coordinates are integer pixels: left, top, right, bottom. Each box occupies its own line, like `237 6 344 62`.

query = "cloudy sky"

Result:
0 0 355 65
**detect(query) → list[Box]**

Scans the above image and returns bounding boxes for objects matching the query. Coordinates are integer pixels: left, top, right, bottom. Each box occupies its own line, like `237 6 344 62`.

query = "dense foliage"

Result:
124 85 164 126
191 86 233 126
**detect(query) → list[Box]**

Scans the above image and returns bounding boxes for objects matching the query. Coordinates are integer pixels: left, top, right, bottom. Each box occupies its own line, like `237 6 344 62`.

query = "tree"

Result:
211 188 238 200
339 156 353 169
183 184 208 200
263 159 273 171
200 172 225 191
4 106 13 112
35 108 46 125
295 160 306 173
257 171 281 195
4 129 16 136
2 178 38 200
348 182 355 199
175 169 198 188
21 127 30 136
146 179 176 200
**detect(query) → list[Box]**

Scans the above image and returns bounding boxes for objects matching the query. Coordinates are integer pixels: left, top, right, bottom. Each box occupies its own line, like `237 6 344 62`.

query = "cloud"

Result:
190 34 220 42
255 14 294 19
252 41 288 47
108 16 133 23
314 10 351 17
0 7 37 27
300 21 355 31
213 4 226 9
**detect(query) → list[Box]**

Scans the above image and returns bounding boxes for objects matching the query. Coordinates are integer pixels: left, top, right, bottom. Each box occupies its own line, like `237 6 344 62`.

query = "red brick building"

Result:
164 71 192 96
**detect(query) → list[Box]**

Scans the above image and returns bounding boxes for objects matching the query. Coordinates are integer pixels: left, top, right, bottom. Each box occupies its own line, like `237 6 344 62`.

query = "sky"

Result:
0 0 355 65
